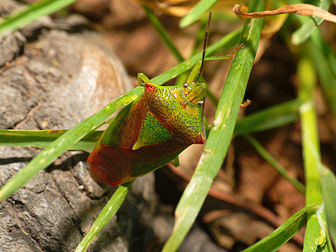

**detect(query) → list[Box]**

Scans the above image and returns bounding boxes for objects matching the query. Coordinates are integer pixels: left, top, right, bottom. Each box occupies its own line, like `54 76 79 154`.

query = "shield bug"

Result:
87 13 212 187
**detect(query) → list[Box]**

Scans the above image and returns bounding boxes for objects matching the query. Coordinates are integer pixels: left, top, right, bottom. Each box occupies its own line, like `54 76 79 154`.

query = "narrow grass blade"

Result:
144 6 184 62
205 55 237 61
244 134 305 193
243 205 317 252
179 0 219 28
234 99 302 135
298 58 328 251
288 10 336 117
0 129 102 151
290 0 331 45
288 12 336 116
0 0 78 34
75 182 133 252
321 165 336 245
162 1 264 251
306 31 336 116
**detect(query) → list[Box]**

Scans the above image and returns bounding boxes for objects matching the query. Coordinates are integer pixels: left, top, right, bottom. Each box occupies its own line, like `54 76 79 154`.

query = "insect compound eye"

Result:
144 83 155 93
183 83 189 88
198 100 204 105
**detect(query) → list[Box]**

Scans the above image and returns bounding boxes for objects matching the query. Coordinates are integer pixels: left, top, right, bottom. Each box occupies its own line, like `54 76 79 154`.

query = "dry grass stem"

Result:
233 4 336 23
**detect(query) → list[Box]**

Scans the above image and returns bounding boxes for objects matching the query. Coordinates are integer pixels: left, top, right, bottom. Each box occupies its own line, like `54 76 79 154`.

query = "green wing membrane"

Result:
132 112 173 150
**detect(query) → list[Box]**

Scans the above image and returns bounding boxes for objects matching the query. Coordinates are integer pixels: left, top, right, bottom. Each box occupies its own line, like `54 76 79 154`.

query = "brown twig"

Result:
233 4 336 23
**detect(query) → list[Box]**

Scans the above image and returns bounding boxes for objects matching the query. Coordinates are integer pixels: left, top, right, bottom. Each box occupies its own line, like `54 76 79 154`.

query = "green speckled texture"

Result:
88 81 206 186
133 112 172 150
145 83 205 144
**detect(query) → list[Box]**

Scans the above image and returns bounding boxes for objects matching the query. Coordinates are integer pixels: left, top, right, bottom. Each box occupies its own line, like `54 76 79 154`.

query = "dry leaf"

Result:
233 4 336 24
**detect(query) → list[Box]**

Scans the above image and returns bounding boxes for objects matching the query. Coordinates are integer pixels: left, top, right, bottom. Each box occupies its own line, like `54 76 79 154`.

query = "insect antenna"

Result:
196 11 212 82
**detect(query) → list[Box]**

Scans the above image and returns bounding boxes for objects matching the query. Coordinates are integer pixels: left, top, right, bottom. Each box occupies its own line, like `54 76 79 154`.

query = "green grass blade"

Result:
288 7 336 117
243 205 317 252
306 31 336 116
144 6 184 62
179 0 219 28
0 129 102 151
205 55 237 61
75 182 133 252
244 135 305 193
290 0 331 45
162 1 264 251
234 99 302 135
321 165 336 245
0 0 78 34
298 58 328 251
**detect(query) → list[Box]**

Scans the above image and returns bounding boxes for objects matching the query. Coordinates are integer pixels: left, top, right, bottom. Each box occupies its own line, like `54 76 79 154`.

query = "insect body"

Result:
87 80 206 186
88 11 213 187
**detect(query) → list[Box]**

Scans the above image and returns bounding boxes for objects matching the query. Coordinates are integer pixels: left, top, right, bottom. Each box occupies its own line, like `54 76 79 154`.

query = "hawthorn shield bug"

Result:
87 13 212 187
